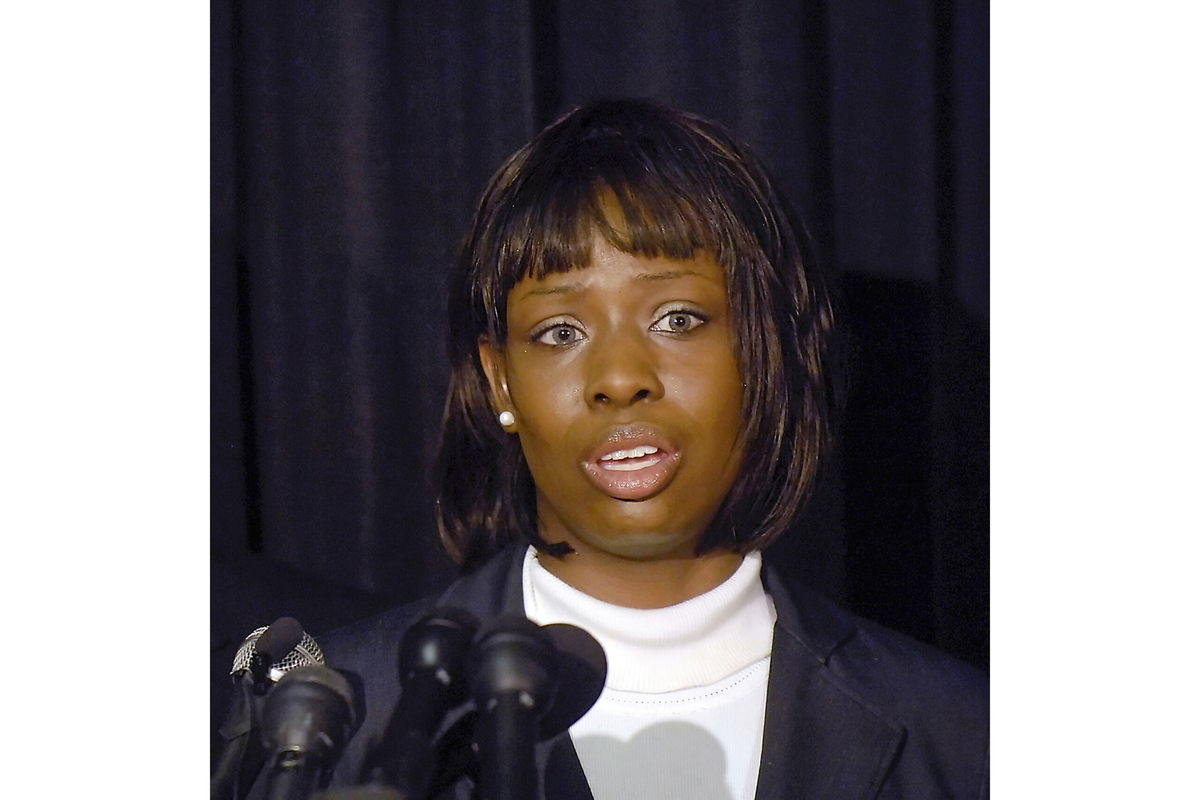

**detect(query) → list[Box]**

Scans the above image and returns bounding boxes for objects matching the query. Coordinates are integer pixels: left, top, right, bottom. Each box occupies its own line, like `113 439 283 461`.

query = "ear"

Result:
477 336 516 429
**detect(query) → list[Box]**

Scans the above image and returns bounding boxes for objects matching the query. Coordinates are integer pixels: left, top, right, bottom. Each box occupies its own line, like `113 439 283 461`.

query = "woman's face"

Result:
480 235 745 561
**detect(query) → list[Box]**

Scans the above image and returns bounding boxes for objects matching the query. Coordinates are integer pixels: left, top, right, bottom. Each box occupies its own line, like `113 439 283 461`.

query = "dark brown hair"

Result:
435 99 836 569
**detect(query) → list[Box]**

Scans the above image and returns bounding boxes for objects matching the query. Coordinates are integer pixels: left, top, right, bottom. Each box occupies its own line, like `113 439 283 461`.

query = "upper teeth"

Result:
601 445 659 461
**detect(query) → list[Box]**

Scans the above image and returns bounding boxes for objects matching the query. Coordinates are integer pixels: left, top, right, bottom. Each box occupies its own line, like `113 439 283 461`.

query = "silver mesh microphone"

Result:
230 618 325 683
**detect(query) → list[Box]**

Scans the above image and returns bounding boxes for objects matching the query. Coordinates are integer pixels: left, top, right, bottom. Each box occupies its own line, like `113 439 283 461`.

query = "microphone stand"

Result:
469 617 559 800
212 659 275 799
475 692 540 800
263 750 328 800
315 709 479 800
211 672 259 800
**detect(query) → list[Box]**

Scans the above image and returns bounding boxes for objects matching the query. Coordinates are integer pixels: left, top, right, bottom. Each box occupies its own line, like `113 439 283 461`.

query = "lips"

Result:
581 426 682 501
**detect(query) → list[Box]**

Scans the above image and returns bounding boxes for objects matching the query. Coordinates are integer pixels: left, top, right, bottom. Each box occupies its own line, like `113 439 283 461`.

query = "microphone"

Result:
260 664 356 800
233 617 325 686
426 620 606 798
211 618 325 800
356 608 480 797
467 616 561 800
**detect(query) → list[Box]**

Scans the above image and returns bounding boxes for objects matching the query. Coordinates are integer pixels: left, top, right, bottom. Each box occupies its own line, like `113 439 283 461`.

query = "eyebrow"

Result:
517 270 704 300
519 283 585 299
636 269 702 282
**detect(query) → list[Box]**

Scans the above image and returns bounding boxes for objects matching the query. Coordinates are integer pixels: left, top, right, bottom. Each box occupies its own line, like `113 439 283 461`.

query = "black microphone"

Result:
468 616 561 800
359 608 479 797
425 620 606 798
260 664 357 800
211 618 325 800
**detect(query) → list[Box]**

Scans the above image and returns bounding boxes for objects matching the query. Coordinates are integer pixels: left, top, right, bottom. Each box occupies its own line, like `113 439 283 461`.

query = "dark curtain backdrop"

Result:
211 0 989 725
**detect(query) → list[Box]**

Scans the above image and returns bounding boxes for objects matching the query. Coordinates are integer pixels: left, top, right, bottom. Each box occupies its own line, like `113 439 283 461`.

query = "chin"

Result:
575 520 708 561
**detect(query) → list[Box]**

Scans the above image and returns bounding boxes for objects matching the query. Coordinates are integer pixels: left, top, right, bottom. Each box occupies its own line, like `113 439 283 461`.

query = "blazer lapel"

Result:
755 567 904 800
755 628 903 800
539 732 594 799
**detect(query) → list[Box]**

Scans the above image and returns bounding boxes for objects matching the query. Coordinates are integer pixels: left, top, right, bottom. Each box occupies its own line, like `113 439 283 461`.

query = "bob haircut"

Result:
435 98 836 570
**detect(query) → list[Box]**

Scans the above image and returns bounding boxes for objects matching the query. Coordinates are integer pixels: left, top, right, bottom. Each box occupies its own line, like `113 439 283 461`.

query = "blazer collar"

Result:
436 542 526 619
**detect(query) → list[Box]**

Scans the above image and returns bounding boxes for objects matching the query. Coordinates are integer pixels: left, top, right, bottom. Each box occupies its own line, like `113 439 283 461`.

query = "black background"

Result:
211 0 988 729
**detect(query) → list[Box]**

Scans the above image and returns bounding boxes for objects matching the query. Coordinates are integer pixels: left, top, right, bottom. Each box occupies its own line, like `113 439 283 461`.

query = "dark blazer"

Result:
307 545 989 799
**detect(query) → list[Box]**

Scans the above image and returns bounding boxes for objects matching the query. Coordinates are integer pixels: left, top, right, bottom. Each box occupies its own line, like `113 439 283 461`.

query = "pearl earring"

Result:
498 410 516 427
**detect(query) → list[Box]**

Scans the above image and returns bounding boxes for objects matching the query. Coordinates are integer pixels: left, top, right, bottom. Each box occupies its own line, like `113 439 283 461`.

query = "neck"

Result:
535 543 744 609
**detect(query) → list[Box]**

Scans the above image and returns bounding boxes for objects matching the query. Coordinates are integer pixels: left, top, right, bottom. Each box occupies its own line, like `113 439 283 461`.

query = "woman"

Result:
315 99 987 799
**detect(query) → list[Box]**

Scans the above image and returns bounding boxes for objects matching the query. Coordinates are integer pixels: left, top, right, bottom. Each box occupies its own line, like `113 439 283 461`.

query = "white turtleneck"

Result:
522 548 777 800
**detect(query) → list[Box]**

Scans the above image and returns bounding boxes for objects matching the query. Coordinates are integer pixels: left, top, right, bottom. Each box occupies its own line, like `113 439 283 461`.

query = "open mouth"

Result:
581 429 681 500
599 444 664 471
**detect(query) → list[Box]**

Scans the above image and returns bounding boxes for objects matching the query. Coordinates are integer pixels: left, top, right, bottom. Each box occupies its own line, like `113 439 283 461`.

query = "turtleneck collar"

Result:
522 547 776 693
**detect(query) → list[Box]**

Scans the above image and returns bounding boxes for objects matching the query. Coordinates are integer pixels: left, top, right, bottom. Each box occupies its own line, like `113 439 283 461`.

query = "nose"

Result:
584 329 665 409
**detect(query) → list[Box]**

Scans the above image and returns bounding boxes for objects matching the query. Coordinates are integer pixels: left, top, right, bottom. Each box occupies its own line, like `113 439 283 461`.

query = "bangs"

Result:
522 167 716 281
474 114 752 340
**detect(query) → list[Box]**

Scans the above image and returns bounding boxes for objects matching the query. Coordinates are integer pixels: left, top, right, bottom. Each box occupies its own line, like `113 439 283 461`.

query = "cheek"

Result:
669 350 744 421
676 357 745 481
506 342 590 414
507 368 580 467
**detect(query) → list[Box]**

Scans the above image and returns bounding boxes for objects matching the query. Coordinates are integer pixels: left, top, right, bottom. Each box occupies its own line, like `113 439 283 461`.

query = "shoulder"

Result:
767 564 987 716
800 582 985 714
319 596 440 678
824 601 989 784
765 566 988 798
830 608 987 719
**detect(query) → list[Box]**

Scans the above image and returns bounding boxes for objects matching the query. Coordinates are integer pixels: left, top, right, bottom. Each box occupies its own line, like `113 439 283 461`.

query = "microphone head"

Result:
261 664 357 762
231 618 325 682
469 615 559 715
538 623 607 738
399 607 480 690
256 616 304 663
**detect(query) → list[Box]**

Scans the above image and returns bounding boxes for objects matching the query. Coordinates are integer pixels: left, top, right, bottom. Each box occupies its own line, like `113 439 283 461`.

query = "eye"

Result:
532 321 586 347
649 308 708 335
